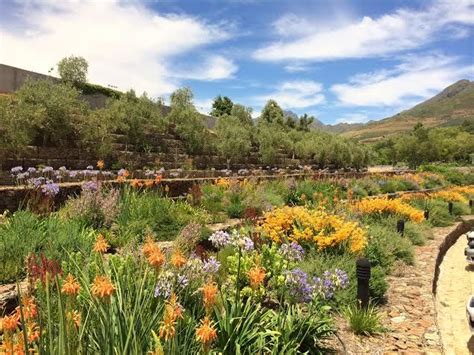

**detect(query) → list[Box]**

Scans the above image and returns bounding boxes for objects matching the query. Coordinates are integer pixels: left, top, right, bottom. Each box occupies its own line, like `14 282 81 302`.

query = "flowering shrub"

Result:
352 197 424 223
258 206 367 253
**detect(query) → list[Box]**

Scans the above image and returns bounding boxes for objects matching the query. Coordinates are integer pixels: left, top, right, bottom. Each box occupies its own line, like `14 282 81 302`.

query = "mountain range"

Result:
307 79 474 142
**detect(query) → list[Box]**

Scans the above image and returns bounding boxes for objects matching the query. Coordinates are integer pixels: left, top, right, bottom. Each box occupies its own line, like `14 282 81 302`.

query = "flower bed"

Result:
1 168 473 353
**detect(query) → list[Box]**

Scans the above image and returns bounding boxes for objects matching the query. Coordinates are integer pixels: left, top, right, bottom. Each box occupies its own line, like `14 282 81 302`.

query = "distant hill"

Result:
327 79 474 142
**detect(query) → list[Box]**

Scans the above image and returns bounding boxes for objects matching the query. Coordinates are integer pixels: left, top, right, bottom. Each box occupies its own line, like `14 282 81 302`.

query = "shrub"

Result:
342 302 384 335
369 266 388 301
404 221 432 245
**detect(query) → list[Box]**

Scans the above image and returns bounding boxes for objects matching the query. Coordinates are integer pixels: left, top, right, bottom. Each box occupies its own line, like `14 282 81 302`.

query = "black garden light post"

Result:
448 202 454 215
470 199 473 209
356 258 371 309
397 219 405 235
424 210 430 220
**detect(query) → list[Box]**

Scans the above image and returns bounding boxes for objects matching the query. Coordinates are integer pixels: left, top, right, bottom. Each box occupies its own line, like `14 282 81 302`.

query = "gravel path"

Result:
437 232 474 354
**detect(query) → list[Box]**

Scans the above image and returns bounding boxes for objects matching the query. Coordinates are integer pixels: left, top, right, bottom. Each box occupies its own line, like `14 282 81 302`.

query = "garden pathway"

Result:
436 229 474 354
331 217 474 354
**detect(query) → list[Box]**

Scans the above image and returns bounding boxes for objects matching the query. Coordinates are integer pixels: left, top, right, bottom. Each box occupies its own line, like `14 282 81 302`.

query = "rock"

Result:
391 316 406 324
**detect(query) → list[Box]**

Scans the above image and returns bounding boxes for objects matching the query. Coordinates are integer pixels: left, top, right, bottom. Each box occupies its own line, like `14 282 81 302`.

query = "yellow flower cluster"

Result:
431 190 468 203
352 198 424 223
258 206 367 253
215 178 231 188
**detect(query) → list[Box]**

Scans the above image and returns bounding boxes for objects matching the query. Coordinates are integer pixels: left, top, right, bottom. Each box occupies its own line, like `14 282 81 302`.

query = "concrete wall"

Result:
0 64 55 93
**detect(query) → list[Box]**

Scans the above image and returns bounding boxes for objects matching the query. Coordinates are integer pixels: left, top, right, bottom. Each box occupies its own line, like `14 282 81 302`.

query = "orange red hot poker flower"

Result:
62 273 80 296
91 275 115 299
142 236 165 269
196 316 217 350
93 234 109 254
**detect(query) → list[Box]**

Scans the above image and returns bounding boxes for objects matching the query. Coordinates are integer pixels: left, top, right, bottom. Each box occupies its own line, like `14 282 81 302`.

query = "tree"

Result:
230 104 253 126
57 56 88 84
298 114 315 132
168 87 209 154
257 123 285 165
215 115 252 169
210 96 233 117
14 79 88 147
260 100 284 126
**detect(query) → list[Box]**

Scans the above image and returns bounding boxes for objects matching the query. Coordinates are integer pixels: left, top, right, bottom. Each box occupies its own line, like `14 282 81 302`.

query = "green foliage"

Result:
230 104 254 126
168 87 210 154
116 187 210 245
101 90 165 151
12 79 88 147
369 266 388 301
257 123 286 165
342 302 384 336
210 95 233 117
0 210 94 283
374 125 474 167
215 115 252 169
57 55 88 84
260 99 285 125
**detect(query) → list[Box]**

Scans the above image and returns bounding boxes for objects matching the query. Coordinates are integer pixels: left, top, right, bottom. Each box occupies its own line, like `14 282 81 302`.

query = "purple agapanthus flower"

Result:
203 256 221 274
42 181 60 197
285 268 314 303
10 166 23 175
42 166 54 173
209 230 231 249
27 167 36 174
154 279 172 299
117 168 127 176
313 269 349 300
279 242 305 262
176 274 189 289
68 171 78 178
82 181 98 192
86 165 94 170
16 172 29 180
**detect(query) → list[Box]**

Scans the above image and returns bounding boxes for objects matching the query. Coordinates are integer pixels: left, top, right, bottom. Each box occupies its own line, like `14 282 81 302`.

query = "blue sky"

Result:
0 0 473 124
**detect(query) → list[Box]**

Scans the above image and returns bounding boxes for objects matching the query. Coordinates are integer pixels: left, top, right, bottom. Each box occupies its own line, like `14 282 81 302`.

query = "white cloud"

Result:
256 80 325 109
173 55 237 81
254 0 474 62
331 54 474 107
0 0 234 96
335 113 371 124
194 98 214 115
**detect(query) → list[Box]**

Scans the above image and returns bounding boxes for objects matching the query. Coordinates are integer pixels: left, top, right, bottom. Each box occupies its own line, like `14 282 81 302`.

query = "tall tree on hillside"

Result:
57 56 88 84
261 100 284 125
231 104 254 126
210 95 233 117
298 113 315 132
216 115 252 169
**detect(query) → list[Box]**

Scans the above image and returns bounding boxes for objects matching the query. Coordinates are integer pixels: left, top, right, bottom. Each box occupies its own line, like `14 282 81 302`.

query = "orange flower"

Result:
1 313 19 333
130 179 142 188
97 160 105 170
171 250 187 268
67 310 81 329
248 266 265 289
155 175 162 184
91 275 115 299
145 179 154 188
202 282 218 311
159 294 184 341
93 234 109 254
142 235 156 257
26 321 40 342
195 316 217 349
116 175 126 183
62 273 80 296
18 296 38 321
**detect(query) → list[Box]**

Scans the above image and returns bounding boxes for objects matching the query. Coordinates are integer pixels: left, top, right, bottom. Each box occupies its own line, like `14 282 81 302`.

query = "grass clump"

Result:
342 302 384 336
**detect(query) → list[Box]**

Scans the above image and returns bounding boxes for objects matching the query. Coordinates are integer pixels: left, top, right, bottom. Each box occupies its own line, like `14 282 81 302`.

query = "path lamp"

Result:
470 200 473 209
424 210 430 220
448 202 454 215
356 258 371 309
397 219 405 236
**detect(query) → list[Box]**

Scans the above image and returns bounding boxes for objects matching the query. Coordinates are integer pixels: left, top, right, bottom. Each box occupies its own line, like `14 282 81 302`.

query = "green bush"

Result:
342 302 384 335
369 266 388 301
404 221 432 245
0 210 94 283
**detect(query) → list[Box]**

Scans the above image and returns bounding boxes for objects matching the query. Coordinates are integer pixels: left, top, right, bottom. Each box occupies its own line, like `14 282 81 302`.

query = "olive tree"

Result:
215 115 252 169
57 56 88 84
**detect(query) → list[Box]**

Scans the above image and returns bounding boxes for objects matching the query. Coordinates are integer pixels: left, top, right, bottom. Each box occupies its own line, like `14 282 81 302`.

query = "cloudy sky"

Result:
0 0 473 124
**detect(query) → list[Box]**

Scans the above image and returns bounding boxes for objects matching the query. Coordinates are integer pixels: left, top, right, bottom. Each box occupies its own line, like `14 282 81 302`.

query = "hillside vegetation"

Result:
332 80 474 142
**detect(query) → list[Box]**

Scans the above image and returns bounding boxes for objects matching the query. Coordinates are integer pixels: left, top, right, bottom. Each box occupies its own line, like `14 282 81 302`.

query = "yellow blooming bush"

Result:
352 197 424 223
431 191 466 203
258 206 367 253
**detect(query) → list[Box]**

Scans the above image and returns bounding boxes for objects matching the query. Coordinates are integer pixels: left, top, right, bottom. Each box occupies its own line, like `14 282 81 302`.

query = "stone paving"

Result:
436 227 474 354
332 217 474 354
